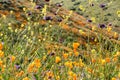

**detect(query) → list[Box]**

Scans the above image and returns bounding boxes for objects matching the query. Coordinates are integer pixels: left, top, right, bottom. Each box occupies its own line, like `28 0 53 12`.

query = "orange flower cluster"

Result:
68 71 77 80
0 43 5 72
73 42 80 57
0 60 6 72
87 67 93 73
0 50 4 58
73 61 80 67
16 70 24 77
27 58 41 73
0 60 3 67
63 53 69 59
64 61 73 69
46 71 54 79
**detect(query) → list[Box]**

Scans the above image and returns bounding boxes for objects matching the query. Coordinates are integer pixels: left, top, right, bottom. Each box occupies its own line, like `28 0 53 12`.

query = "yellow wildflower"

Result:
89 0 93 4
107 27 112 32
68 71 74 76
1 65 6 72
118 72 120 78
101 59 106 65
2 14 6 19
31 2 36 10
94 38 97 42
43 55 47 61
64 61 73 69
108 1 112 6
21 24 24 28
65 10 73 21
63 53 69 59
68 72 77 80
91 17 96 23
0 60 3 66
114 51 120 57
23 8 26 11
0 50 4 57
111 77 116 80
92 26 96 31
73 61 79 67
91 49 96 54
79 30 86 35
74 52 79 57
8 23 12 26
0 75 3 80
117 10 120 17
79 30 83 34
79 59 84 67
10 55 16 62
42 5 47 16
79 5 85 12
56 75 60 80
22 77 29 80
114 32 118 39
10 10 13 14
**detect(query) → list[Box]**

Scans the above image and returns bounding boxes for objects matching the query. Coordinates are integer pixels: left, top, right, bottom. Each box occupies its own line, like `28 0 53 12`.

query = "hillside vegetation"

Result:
0 0 120 80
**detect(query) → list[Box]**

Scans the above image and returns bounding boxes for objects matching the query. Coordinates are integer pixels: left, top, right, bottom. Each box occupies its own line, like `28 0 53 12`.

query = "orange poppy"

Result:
55 56 61 63
105 57 110 63
0 43 3 50
91 58 96 63
62 24 70 30
71 28 79 34
73 43 80 49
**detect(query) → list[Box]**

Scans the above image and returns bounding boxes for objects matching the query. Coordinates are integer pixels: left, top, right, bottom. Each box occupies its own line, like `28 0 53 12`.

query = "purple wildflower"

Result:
91 3 94 6
49 52 55 56
98 24 106 28
45 0 50 2
28 12 32 16
108 23 112 26
43 16 53 21
59 38 64 43
15 64 21 69
100 4 106 8
57 18 62 22
56 3 63 7
35 5 42 9
87 19 92 23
